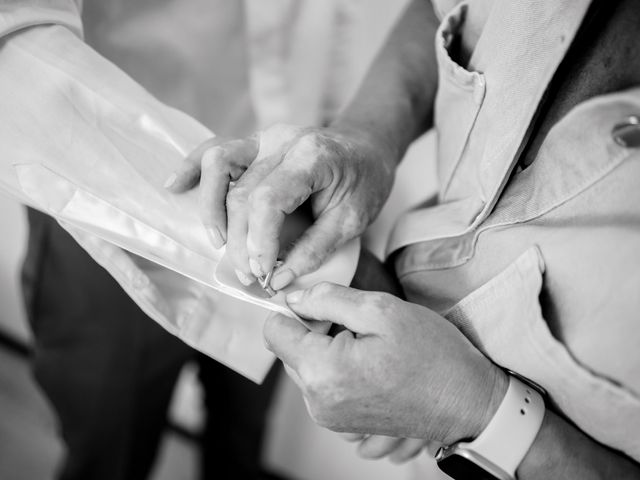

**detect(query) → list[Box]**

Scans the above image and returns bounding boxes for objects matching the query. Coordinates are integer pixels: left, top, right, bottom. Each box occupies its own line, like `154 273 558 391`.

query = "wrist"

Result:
330 111 410 170
436 374 546 480
473 366 510 439
444 362 509 445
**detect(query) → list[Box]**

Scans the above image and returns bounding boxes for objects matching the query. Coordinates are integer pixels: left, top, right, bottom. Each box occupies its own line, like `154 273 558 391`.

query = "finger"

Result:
285 283 381 334
225 205 254 284
199 147 230 249
263 313 311 370
340 432 366 443
357 435 404 460
165 137 224 192
164 157 200 193
199 139 259 249
388 438 428 464
225 151 283 284
246 132 334 286
246 165 317 279
269 208 349 291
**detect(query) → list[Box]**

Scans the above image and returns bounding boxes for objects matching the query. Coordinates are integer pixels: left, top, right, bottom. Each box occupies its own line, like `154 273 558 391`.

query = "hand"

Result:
263 282 508 445
340 432 429 464
165 124 396 288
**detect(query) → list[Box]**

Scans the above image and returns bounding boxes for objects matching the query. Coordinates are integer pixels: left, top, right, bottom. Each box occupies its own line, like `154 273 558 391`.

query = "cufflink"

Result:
258 260 283 297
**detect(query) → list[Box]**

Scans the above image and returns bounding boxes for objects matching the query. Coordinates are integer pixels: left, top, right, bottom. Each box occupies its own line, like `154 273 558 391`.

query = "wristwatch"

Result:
435 372 545 480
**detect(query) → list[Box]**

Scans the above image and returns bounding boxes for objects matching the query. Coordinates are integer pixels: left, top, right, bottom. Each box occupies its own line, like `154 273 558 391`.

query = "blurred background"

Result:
0 0 442 478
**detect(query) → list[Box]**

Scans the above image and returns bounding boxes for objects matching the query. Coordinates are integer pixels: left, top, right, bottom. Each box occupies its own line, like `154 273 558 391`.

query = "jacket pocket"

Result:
433 2 486 197
444 246 640 462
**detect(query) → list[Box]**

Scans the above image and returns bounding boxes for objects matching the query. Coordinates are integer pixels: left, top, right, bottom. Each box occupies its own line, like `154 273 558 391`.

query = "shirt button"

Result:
612 115 640 148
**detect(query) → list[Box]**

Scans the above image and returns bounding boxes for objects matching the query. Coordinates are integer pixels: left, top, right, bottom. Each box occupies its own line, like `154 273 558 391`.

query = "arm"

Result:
167 0 440 290
263 283 640 479
521 411 640 479
332 0 439 169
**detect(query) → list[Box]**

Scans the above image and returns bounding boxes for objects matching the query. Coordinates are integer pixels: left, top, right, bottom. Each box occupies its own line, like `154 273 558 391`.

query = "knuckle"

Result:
295 132 321 152
301 367 354 432
247 184 278 207
294 242 328 271
368 291 394 314
226 186 247 208
309 281 336 299
298 362 321 392
359 292 396 322
305 368 346 403
339 206 369 236
289 132 329 166
300 363 333 399
201 146 224 169
265 123 299 141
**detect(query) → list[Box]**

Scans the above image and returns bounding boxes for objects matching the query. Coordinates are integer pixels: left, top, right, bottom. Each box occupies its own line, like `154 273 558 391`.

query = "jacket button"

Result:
612 115 640 148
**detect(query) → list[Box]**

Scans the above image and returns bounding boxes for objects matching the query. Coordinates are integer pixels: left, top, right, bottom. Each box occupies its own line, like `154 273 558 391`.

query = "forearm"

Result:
332 0 439 168
519 410 640 479
449 359 639 479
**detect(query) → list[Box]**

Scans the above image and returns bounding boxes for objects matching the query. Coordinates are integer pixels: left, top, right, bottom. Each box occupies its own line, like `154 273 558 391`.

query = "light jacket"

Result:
390 0 640 461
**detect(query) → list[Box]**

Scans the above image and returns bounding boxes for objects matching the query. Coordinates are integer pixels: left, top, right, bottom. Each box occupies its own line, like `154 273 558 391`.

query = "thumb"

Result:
285 282 376 334
263 312 309 370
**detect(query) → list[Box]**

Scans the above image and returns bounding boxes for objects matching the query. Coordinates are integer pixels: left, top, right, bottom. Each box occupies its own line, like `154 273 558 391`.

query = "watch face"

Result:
438 455 502 480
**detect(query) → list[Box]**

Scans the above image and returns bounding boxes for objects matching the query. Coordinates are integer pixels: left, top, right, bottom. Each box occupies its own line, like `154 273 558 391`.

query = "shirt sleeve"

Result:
0 1 80 201
0 3 282 381
0 2 212 202
0 2 360 382
0 0 82 38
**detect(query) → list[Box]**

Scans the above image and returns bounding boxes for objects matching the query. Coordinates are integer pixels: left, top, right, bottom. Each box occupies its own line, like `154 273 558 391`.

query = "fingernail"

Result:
163 172 177 189
286 290 303 304
270 268 295 291
249 258 265 278
206 226 225 249
235 269 255 286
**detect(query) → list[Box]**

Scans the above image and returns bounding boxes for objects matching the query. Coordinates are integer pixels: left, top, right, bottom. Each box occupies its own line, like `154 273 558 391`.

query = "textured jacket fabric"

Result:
392 0 640 461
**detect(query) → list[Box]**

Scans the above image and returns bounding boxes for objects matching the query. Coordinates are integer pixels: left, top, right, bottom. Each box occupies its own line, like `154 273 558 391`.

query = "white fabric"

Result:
0 3 359 382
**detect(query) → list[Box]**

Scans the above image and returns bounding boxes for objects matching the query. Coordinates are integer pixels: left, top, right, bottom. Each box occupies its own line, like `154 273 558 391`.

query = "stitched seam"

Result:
397 149 634 277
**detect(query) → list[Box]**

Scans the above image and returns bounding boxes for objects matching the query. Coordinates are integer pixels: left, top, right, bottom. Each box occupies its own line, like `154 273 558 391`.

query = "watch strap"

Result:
467 374 545 476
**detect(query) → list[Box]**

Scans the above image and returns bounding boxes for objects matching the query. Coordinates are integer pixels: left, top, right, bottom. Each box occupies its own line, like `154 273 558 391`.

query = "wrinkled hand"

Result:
263 283 507 445
165 124 396 289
